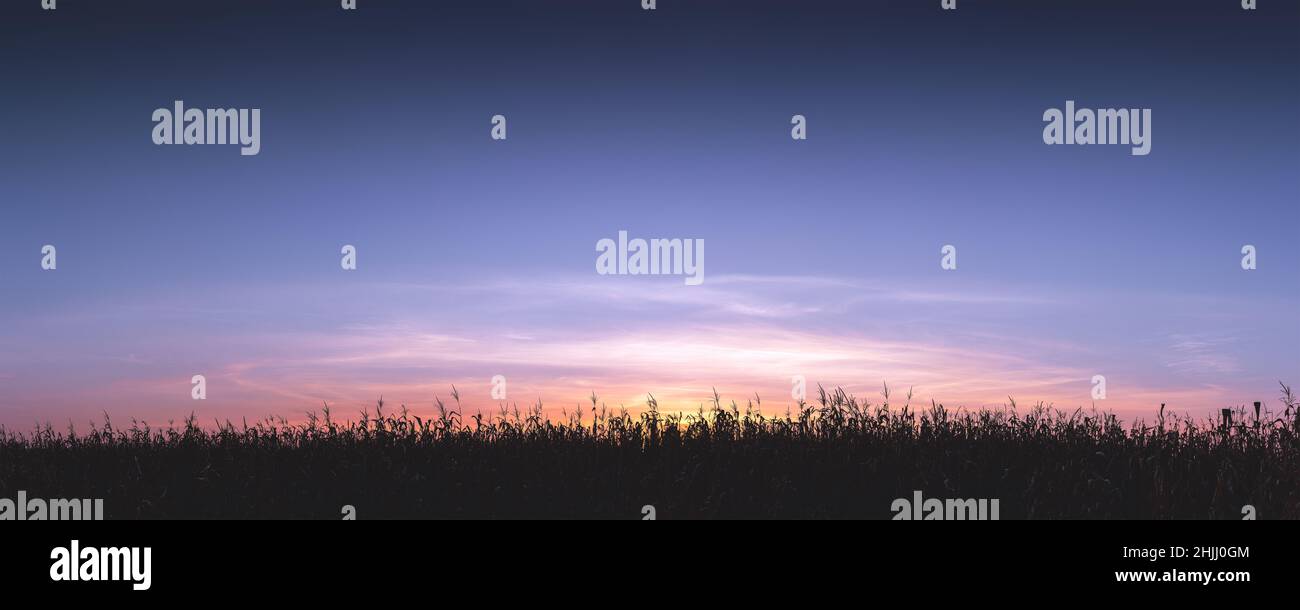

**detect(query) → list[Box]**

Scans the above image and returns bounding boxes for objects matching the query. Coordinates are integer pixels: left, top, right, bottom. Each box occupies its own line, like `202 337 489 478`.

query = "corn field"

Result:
2 383 1297 519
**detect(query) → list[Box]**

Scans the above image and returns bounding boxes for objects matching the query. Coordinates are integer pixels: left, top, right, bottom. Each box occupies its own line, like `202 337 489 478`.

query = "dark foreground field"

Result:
3 386 1298 519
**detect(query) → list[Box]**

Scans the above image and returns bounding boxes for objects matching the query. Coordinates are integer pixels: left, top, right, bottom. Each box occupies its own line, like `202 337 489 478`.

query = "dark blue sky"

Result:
0 0 1296 425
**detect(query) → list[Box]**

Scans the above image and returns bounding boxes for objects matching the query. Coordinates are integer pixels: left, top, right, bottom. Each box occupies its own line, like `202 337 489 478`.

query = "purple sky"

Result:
1 0 1296 428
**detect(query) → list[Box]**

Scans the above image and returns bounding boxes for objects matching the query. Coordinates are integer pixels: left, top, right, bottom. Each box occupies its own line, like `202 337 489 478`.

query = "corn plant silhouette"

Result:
1 383 1296 519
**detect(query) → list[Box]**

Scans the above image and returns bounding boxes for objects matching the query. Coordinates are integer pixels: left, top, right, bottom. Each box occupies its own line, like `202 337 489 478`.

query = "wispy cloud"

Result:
1165 333 1241 376
0 273 1280 426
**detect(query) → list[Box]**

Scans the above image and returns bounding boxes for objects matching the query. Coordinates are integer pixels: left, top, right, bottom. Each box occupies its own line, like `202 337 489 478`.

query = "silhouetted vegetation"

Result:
2 383 1297 519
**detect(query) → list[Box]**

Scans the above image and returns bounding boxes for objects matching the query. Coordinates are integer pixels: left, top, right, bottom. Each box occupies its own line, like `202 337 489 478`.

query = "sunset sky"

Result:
1 0 1296 428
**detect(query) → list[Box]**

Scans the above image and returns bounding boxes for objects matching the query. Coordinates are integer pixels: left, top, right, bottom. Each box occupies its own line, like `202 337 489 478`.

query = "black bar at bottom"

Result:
0 519 1284 599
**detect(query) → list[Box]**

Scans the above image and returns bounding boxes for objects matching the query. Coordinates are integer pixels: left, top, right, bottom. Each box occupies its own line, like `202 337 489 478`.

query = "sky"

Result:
0 0 1297 428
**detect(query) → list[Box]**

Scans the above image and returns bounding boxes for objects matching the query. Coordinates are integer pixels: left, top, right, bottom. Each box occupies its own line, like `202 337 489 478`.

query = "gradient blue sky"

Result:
1 0 1296 427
